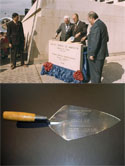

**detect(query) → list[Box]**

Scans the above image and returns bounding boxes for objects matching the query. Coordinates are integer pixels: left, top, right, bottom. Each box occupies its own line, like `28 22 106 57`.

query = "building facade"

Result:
92 0 125 6
22 0 125 63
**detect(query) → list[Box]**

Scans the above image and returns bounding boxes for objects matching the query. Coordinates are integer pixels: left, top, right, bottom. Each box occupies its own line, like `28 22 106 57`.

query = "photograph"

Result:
0 0 125 83
0 0 125 166
1 84 124 165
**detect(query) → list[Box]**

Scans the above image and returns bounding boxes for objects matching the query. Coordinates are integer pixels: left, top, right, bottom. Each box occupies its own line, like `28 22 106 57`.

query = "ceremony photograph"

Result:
0 0 125 83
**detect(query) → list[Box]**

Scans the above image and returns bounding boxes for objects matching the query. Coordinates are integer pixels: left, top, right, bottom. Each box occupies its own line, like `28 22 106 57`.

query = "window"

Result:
118 0 125 2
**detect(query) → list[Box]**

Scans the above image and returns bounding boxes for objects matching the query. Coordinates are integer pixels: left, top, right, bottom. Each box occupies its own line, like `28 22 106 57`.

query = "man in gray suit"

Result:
82 11 109 83
55 16 73 41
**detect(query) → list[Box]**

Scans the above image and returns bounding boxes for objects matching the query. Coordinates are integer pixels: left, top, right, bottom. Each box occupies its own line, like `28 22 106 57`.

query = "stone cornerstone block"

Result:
49 40 83 71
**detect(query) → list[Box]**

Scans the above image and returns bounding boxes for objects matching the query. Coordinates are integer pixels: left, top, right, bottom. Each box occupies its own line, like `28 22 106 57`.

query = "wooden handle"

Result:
3 111 36 122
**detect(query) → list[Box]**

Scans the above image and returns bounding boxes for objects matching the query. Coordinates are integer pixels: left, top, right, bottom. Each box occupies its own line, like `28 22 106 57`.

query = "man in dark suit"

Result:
55 16 73 41
7 13 25 69
82 11 109 83
72 13 87 45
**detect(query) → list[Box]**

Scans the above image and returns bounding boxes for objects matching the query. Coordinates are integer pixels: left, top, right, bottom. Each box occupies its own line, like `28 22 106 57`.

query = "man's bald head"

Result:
64 15 70 24
88 11 98 20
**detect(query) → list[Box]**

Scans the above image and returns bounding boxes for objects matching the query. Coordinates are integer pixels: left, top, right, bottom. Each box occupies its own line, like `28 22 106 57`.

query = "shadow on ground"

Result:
1 57 10 66
102 61 124 83
0 56 26 66
0 69 8 73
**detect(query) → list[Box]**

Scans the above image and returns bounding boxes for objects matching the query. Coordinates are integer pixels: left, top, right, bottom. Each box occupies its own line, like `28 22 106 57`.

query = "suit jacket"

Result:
56 23 74 41
7 21 25 46
87 19 109 60
73 21 87 44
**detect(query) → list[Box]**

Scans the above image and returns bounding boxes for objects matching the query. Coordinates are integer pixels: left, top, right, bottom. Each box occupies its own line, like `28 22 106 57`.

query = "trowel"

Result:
3 105 121 141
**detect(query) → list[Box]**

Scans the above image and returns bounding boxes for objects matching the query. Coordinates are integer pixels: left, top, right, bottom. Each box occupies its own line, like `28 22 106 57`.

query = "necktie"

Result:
66 25 69 33
74 23 77 31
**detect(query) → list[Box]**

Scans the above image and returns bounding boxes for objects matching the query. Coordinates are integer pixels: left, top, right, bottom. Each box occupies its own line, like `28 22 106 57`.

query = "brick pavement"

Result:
0 54 125 83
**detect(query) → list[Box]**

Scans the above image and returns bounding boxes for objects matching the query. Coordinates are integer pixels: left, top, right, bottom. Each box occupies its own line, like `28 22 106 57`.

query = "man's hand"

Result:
89 56 94 61
81 36 87 42
54 33 58 39
75 32 81 38
9 43 12 48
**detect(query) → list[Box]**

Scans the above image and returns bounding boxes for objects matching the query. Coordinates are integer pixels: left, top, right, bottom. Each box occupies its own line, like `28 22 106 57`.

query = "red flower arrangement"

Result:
73 70 84 81
43 62 53 72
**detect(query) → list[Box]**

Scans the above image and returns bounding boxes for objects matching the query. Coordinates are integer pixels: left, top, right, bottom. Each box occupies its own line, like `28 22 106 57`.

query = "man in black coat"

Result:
7 13 25 69
55 16 74 41
82 11 109 83
72 13 87 45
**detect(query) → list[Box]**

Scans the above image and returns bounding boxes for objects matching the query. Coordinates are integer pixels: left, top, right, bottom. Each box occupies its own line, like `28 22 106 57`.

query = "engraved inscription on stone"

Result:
49 40 83 71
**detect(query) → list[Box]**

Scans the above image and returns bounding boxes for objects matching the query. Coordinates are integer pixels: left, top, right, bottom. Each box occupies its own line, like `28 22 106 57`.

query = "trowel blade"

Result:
49 105 120 141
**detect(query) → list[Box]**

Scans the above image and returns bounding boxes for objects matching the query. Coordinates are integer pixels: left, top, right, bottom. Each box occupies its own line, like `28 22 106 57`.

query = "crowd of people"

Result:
0 32 9 59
